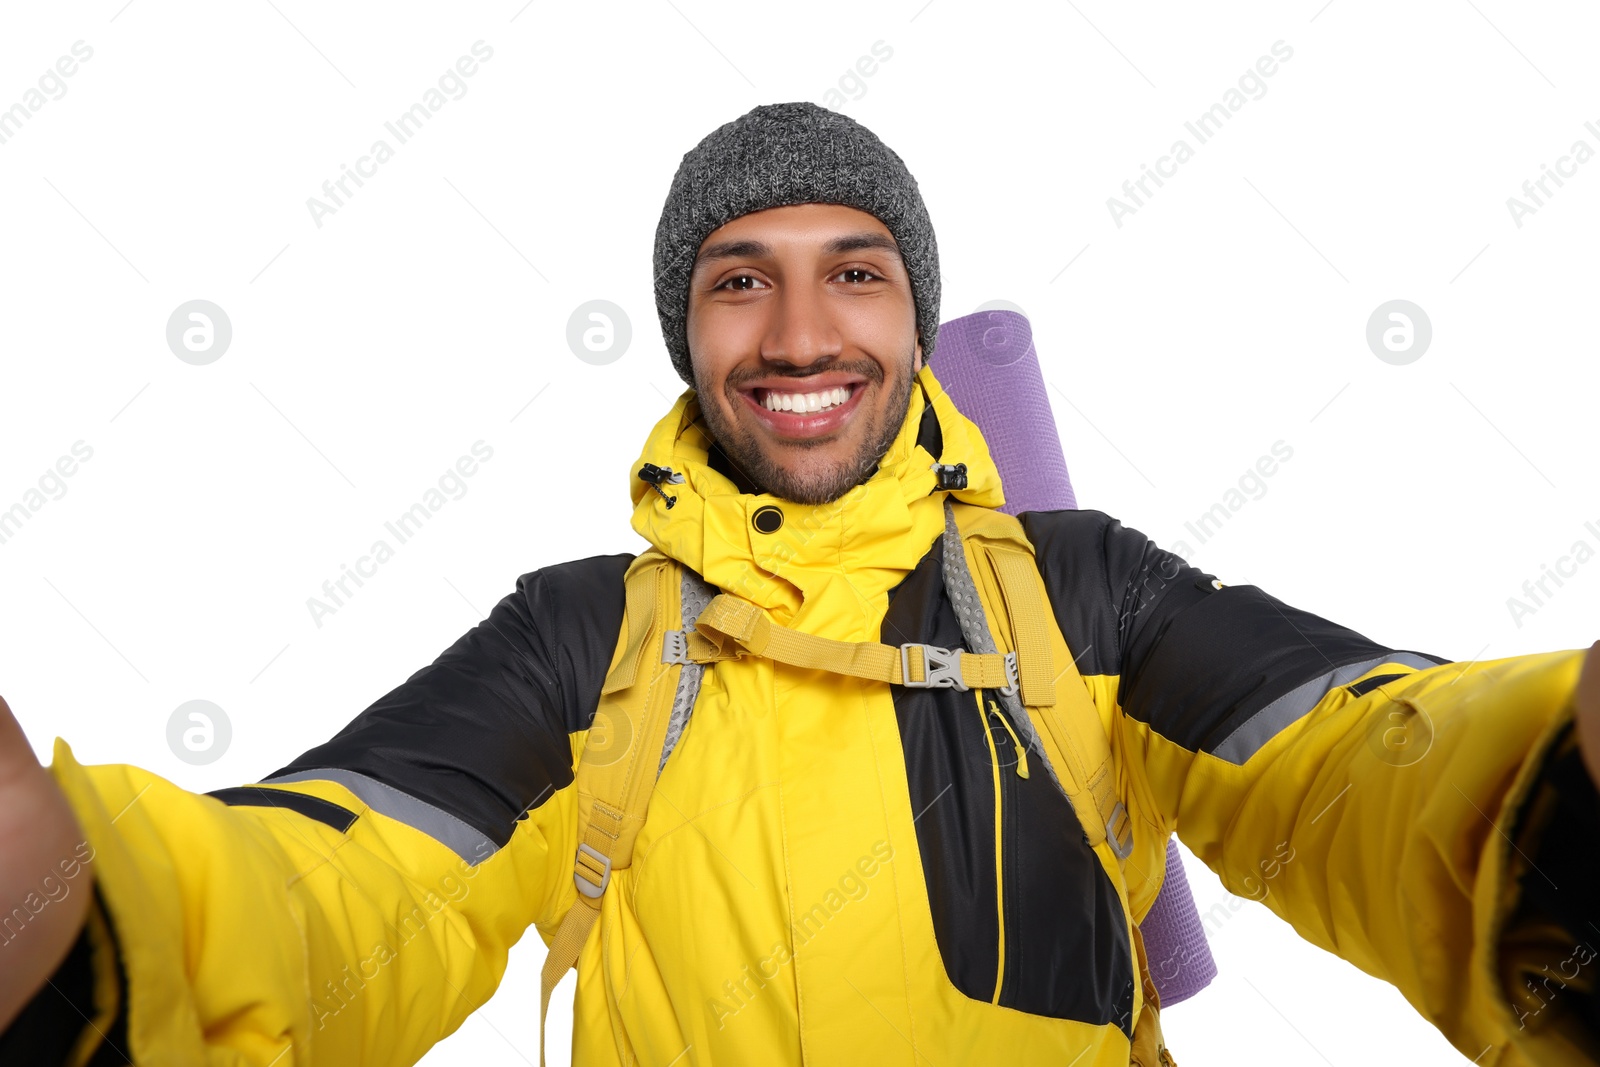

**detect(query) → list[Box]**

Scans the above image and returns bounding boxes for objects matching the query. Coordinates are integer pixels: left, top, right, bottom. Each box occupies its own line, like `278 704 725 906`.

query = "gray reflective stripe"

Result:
659 567 716 775
261 767 497 865
1210 651 1443 765
937 500 1066 796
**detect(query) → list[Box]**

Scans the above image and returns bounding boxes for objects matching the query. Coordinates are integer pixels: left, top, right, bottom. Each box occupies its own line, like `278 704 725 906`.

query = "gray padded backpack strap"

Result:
937 499 1065 795
658 565 718 775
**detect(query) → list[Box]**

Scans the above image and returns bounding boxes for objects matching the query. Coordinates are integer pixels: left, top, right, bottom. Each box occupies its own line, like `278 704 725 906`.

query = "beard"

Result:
695 351 916 506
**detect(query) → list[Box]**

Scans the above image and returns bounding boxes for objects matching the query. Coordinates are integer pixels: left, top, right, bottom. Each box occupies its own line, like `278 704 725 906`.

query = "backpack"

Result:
536 498 1175 1066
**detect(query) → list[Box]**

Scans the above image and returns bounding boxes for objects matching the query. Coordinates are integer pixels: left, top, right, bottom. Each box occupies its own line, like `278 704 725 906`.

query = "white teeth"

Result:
762 385 852 413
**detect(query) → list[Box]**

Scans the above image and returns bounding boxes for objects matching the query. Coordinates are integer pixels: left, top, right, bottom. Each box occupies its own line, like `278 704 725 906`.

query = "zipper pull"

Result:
988 700 1029 779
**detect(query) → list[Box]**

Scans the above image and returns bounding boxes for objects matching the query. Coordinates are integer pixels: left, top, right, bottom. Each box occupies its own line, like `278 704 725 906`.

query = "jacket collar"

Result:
628 364 1006 636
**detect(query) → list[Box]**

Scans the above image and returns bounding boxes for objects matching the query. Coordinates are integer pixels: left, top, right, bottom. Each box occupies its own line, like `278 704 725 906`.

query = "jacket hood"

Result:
628 364 1005 636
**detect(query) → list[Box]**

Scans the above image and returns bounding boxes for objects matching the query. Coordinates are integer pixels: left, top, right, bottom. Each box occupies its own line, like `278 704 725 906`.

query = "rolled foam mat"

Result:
935 308 1217 1007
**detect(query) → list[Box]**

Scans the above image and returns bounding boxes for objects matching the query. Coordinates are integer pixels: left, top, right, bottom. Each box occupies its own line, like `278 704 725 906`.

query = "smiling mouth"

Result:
737 378 868 440
752 384 856 413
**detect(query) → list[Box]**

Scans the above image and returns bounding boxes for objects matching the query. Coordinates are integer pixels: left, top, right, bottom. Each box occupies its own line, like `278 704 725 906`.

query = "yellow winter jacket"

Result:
5 364 1596 1066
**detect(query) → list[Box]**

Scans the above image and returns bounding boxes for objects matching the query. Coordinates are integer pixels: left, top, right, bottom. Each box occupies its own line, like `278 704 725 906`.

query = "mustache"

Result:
724 358 886 391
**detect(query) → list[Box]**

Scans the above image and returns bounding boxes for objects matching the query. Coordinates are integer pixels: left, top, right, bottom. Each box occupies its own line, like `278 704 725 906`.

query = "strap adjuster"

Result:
900 643 968 690
574 843 612 898
661 629 689 664
1105 801 1134 859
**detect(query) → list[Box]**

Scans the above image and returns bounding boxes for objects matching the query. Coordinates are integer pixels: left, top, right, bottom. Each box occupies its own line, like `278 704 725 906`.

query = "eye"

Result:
836 267 880 284
716 274 767 291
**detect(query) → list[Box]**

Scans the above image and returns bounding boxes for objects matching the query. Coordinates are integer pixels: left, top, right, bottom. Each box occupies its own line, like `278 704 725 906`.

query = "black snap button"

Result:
752 505 784 534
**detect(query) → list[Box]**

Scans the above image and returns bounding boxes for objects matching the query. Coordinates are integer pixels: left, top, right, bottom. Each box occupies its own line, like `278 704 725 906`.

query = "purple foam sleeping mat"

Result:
935 308 1218 1007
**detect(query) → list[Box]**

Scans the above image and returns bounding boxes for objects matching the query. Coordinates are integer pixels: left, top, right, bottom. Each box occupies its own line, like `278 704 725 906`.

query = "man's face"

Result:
686 203 923 506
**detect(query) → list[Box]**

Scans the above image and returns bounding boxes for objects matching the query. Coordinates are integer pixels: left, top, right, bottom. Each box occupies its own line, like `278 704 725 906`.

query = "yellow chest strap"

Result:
683 592 1025 695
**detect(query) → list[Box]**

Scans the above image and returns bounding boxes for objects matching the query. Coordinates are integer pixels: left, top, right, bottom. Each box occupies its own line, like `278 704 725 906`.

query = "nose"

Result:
759 277 842 369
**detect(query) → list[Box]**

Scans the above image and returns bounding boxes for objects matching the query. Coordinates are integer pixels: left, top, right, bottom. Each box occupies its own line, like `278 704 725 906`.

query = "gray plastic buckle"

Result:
999 651 1019 698
575 843 612 898
900 643 968 690
661 629 689 664
1105 801 1134 860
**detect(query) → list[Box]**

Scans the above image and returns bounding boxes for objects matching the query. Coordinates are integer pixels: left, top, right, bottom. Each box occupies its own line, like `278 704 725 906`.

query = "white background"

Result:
3 1 1598 1063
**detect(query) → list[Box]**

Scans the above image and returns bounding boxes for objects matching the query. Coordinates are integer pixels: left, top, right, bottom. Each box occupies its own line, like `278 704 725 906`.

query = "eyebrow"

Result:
693 231 900 268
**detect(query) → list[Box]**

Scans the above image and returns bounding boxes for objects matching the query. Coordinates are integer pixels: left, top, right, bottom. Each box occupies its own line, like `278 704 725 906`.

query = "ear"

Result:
913 335 924 373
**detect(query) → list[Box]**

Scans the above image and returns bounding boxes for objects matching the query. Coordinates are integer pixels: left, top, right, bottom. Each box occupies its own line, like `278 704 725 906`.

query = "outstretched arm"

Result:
0 694 94 1036
1023 508 1599 1065
0 554 629 1066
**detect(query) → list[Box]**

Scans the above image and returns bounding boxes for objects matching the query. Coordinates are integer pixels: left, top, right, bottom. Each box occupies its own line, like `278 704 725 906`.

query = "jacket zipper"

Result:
974 689 1006 1003
977 690 1026 1005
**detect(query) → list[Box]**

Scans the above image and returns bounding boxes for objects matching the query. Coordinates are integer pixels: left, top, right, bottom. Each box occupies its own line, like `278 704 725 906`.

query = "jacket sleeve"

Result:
1021 508 1598 1066
0 554 630 1067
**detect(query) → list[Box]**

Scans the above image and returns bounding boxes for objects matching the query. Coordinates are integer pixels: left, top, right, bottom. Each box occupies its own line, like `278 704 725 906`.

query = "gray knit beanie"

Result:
653 101 941 388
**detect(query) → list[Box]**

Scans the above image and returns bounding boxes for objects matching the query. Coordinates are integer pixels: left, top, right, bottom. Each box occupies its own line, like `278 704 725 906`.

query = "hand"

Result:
1575 641 1600 792
0 694 94 1032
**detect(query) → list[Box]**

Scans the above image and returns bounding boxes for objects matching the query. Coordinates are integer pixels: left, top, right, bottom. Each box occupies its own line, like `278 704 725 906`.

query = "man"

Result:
1 101 1598 1066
